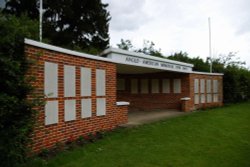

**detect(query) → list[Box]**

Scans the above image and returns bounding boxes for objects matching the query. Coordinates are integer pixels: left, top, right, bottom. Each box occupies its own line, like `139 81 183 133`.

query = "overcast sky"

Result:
1 0 249 66
103 0 250 67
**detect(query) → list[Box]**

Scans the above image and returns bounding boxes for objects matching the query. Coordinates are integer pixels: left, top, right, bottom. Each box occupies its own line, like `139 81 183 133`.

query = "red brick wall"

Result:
117 72 191 111
25 45 127 153
189 74 223 111
117 72 223 112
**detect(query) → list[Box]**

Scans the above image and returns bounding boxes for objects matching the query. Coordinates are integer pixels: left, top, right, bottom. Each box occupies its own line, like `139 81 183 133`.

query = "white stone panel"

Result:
96 98 106 116
173 79 181 93
64 65 76 97
206 80 211 93
207 94 212 103
81 99 92 118
44 62 58 97
162 79 170 93
141 79 148 94
131 79 138 94
213 80 218 93
195 94 200 104
200 79 205 93
96 69 106 96
64 100 76 121
151 79 159 93
201 94 205 103
194 79 199 93
117 79 125 90
81 67 91 96
45 101 58 125
213 94 218 102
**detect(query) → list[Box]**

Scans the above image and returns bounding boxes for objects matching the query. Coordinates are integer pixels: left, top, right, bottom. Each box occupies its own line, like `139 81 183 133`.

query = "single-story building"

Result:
25 39 223 152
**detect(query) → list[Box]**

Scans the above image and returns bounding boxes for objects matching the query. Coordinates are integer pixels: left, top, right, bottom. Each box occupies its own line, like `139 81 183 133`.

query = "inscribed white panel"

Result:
201 94 205 103
81 99 92 118
151 79 159 93
206 80 211 93
44 62 58 97
64 100 76 121
141 79 148 94
81 67 91 96
207 94 212 103
45 101 58 125
173 79 181 93
162 79 170 93
195 94 200 104
96 98 106 116
96 69 106 96
64 65 76 97
213 80 218 93
194 79 199 93
200 79 205 93
131 79 138 94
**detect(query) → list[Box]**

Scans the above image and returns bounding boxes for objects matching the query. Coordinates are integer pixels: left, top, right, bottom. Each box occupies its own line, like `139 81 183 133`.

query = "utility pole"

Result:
39 0 43 42
208 17 212 73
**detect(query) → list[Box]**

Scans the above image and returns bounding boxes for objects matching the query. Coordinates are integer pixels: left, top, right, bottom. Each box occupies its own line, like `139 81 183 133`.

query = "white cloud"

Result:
104 0 150 31
104 0 250 66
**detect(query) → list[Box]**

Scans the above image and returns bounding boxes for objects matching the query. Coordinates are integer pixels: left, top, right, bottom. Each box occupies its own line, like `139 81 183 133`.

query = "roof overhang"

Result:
102 48 194 74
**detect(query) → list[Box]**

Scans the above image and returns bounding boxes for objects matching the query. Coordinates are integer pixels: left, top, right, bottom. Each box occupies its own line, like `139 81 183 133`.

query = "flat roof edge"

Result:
191 71 224 76
103 47 194 68
24 38 115 63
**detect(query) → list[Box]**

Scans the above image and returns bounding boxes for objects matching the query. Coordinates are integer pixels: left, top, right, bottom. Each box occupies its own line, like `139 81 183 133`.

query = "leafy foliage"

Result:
3 0 111 54
169 52 250 103
0 13 39 166
117 39 164 58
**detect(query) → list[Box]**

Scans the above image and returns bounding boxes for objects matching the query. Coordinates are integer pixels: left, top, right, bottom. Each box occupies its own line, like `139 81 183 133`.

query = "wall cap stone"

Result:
25 38 116 63
116 101 130 106
180 97 191 101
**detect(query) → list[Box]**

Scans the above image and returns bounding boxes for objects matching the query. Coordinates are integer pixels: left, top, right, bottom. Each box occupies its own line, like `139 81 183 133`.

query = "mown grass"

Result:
25 102 250 167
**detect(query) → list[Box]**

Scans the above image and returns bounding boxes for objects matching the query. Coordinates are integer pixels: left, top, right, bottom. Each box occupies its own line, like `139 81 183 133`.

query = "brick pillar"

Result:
180 97 191 112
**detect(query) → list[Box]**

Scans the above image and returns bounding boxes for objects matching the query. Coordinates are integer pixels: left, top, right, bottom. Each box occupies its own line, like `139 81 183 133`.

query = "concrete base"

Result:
120 110 189 128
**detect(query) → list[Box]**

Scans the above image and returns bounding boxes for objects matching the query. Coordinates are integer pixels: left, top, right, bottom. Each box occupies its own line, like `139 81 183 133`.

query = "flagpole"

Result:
39 0 43 42
208 17 212 73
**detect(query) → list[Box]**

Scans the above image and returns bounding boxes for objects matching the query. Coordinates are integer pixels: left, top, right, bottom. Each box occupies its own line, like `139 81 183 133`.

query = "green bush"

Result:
0 13 39 166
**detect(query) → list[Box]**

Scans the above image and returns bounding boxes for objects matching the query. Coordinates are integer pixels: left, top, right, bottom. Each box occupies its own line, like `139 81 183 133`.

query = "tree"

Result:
3 0 111 54
117 39 164 58
3 0 38 20
117 39 133 51
0 13 39 166
168 52 210 72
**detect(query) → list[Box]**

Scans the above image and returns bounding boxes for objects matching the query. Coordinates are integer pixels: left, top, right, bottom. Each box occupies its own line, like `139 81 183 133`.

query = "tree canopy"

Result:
3 0 111 54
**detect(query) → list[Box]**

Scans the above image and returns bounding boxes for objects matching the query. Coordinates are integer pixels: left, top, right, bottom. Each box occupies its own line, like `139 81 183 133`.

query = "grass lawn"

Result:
25 102 250 167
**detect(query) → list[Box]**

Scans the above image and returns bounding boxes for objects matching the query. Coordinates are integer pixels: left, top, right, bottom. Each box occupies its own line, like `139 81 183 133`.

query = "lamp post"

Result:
39 0 43 42
208 17 212 73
